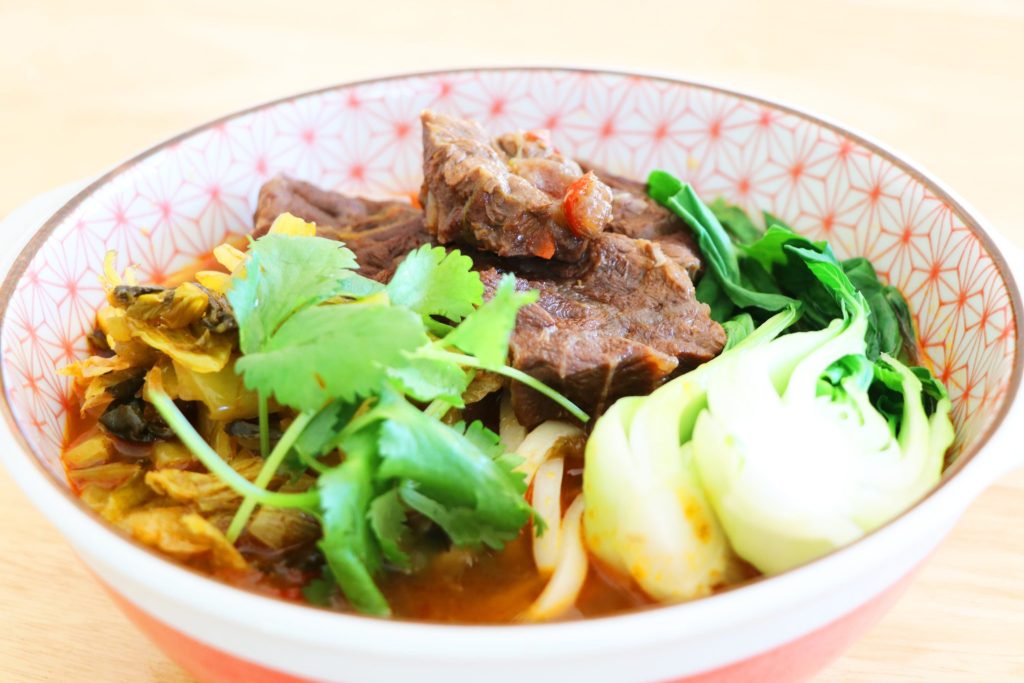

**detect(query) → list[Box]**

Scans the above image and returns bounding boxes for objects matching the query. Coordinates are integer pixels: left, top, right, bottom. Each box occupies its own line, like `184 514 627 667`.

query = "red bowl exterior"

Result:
102 567 918 683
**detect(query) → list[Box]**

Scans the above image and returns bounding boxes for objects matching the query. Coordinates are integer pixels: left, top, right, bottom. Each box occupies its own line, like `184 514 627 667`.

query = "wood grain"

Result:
0 0 1022 681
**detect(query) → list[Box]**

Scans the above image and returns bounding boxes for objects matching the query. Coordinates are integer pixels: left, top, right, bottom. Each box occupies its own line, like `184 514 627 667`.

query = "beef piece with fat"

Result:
419 111 612 262
579 162 702 278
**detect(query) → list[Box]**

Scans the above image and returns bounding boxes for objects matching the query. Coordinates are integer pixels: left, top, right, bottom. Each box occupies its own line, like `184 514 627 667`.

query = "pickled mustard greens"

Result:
583 173 953 592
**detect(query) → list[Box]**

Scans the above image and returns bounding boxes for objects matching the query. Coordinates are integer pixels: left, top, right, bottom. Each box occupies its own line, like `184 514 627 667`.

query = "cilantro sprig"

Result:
147 228 586 615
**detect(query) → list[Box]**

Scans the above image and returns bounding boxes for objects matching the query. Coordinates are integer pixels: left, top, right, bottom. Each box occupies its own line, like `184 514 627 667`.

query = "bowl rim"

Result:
0 65 1020 644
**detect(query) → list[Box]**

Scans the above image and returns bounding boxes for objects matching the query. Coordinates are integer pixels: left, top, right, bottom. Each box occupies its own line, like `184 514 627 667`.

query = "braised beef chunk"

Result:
252 143 722 427
579 163 702 278
253 175 430 280
420 111 612 262
482 233 725 428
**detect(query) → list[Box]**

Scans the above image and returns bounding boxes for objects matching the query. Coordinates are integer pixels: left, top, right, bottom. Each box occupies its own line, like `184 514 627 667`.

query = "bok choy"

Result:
584 172 954 592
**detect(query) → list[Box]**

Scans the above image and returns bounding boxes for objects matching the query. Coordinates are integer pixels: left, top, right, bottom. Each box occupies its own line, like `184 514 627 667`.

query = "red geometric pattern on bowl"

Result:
1 68 1017 478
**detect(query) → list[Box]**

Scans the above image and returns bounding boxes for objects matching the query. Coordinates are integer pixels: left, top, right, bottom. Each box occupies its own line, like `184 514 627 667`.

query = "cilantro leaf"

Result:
294 399 358 460
398 482 521 549
455 420 506 460
368 488 411 568
456 420 530 517
236 303 428 412
316 441 389 616
228 234 380 354
440 275 537 367
386 245 482 322
386 356 470 406
369 391 532 543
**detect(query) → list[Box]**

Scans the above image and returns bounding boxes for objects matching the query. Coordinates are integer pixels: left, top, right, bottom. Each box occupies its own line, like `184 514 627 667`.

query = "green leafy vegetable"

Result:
386 245 482 322
585 173 952 590
236 304 428 412
586 215 953 581
317 444 389 616
649 170 919 361
584 306 801 601
368 488 411 567
843 257 917 362
228 234 375 355
762 210 794 232
721 313 755 351
648 171 797 317
440 275 538 367
709 197 762 245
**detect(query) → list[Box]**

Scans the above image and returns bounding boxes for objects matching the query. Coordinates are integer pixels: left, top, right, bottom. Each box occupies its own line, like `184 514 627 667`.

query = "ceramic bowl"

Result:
1 68 1021 683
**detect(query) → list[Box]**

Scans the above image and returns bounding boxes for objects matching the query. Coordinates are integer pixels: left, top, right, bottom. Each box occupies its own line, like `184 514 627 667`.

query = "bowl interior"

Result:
1 68 1018 480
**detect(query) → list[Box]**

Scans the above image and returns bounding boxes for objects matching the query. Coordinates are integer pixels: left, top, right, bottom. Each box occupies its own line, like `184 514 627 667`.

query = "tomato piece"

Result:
562 172 612 237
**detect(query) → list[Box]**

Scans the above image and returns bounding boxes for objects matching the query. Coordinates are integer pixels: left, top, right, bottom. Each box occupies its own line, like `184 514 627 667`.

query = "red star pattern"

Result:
1 69 1016 476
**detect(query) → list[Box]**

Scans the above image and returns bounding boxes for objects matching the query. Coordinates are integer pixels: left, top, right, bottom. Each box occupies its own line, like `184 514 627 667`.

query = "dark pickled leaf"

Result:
111 284 165 306
199 286 238 334
99 398 173 443
227 419 283 452
106 369 146 403
87 328 112 354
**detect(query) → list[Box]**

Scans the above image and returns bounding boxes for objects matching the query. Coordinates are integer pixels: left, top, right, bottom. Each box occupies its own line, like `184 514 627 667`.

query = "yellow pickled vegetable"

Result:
125 319 232 373
67 462 140 491
195 270 232 295
152 440 197 470
63 432 113 469
126 282 209 329
172 359 258 420
248 507 320 550
80 472 154 523
97 305 132 343
268 212 317 237
119 507 246 571
145 457 263 513
213 243 247 272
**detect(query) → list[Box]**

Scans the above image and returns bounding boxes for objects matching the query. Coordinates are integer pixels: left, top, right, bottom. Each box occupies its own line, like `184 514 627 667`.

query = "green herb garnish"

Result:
148 234 587 616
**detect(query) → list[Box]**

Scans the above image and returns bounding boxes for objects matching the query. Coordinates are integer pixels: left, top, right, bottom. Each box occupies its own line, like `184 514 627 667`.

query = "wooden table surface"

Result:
1 0 1022 680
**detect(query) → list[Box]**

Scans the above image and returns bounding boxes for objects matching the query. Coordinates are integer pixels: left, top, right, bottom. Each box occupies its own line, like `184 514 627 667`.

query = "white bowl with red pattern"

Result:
0 68 1021 683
